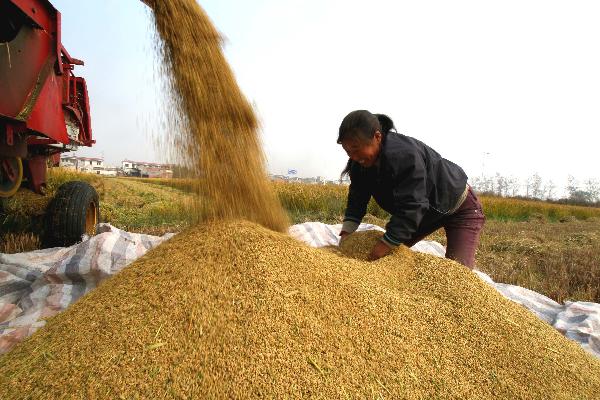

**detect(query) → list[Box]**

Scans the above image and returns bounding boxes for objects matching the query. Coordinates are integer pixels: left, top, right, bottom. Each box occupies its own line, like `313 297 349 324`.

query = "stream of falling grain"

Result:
149 0 289 232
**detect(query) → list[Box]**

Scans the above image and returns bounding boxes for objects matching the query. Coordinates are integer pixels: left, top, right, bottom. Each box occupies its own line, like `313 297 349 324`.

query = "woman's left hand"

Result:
368 241 392 261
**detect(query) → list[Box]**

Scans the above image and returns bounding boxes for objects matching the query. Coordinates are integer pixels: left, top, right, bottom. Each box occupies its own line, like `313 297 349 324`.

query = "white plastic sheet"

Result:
0 224 174 354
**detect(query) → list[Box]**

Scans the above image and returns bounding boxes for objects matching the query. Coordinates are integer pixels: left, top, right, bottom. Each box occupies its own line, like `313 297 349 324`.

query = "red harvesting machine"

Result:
0 0 93 197
1 0 99 246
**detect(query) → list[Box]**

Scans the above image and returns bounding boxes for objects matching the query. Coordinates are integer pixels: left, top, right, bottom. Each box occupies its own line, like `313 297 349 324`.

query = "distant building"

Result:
299 177 317 184
98 167 119 177
269 174 288 182
60 155 110 175
339 176 351 185
121 159 173 179
269 173 346 185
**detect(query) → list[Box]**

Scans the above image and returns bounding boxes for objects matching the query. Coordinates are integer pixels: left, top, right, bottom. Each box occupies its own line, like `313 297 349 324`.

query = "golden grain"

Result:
1 220 599 399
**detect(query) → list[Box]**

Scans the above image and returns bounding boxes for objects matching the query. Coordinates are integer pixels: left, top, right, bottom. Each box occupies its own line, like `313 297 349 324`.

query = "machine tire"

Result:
0 157 23 198
45 181 100 247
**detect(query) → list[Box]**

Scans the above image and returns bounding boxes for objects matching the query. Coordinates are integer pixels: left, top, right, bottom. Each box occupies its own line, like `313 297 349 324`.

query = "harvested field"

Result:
101 178 193 236
1 221 599 399
427 218 600 303
0 176 190 251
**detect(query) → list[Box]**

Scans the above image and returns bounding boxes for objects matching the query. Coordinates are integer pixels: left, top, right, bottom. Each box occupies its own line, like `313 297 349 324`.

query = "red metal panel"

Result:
26 71 69 144
23 154 48 194
2 0 93 153
0 25 53 119
8 1 62 76
9 0 56 33
56 10 63 75
0 122 27 158
74 77 93 146
61 65 70 105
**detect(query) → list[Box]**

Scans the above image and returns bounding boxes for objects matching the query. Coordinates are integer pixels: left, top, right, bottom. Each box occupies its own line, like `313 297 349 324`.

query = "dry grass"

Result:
136 177 200 194
426 219 600 303
482 195 600 221
478 220 600 302
0 175 192 252
100 178 193 236
271 181 600 224
273 181 389 223
127 179 600 224
0 233 40 254
45 167 105 197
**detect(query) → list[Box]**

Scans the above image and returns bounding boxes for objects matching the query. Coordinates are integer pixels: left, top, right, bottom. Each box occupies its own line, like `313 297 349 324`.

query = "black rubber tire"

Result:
45 181 100 247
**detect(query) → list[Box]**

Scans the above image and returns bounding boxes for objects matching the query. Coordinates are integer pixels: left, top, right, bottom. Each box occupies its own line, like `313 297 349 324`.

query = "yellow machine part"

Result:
0 156 23 198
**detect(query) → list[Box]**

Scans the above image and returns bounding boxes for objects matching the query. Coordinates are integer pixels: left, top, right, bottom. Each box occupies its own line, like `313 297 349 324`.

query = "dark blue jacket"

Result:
344 132 468 246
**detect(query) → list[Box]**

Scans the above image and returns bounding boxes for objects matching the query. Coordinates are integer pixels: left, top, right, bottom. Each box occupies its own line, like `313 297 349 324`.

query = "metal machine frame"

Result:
1 0 94 195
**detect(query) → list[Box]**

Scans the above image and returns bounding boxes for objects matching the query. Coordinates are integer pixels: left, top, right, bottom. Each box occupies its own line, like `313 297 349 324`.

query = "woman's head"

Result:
338 110 395 169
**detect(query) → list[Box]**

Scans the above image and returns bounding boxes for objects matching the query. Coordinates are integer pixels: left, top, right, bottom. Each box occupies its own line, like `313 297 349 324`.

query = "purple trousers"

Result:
405 187 485 269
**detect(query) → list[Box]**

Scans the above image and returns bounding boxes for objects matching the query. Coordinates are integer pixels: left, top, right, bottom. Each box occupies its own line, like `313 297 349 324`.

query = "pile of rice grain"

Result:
149 0 289 232
335 229 407 261
1 220 599 399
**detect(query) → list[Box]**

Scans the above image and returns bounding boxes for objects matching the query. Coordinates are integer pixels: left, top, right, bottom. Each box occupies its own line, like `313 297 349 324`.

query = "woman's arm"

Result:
341 172 372 235
381 151 429 247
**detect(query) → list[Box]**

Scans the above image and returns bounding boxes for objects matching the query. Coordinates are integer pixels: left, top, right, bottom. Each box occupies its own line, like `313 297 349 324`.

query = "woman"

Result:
338 110 485 268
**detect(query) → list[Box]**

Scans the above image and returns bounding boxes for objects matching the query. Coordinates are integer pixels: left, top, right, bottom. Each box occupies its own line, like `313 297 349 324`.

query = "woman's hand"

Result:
339 230 350 245
368 241 392 261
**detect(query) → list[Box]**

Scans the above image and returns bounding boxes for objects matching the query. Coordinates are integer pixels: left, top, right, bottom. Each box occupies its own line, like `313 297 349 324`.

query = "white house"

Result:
59 155 119 176
60 155 104 172
121 159 173 178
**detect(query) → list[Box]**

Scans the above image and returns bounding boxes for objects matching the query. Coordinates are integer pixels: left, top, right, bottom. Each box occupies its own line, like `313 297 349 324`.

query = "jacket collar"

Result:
374 131 389 173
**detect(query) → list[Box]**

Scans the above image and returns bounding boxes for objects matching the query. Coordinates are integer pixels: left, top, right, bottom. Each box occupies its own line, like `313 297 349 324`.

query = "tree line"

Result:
470 173 600 206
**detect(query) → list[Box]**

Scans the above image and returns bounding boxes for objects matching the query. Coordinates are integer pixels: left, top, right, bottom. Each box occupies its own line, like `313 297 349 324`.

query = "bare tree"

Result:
543 180 556 199
469 176 483 193
567 175 579 197
471 174 496 194
507 176 520 197
566 175 594 203
494 173 508 196
485 175 495 194
584 179 600 202
530 173 544 199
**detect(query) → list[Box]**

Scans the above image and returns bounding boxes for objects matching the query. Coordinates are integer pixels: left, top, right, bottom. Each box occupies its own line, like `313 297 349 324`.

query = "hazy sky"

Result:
54 0 599 191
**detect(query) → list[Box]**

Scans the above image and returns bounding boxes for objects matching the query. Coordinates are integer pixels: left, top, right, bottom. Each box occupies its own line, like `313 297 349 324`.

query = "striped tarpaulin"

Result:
0 224 174 354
